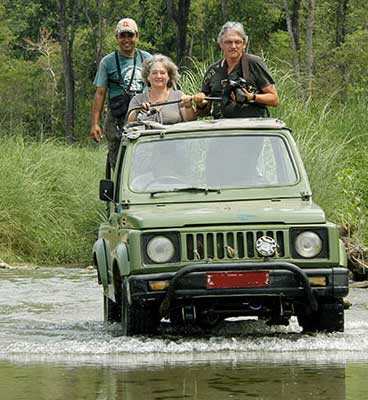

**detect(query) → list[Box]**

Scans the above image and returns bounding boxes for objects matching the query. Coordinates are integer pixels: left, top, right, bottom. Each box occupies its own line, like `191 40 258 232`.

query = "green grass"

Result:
1 65 367 266
274 74 368 244
0 133 106 265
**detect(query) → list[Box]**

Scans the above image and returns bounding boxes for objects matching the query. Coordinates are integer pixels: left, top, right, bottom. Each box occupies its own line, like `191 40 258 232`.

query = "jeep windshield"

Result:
129 135 298 193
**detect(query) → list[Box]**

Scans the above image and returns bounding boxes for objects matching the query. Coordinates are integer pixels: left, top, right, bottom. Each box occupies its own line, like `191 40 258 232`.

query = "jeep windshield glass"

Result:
129 135 298 193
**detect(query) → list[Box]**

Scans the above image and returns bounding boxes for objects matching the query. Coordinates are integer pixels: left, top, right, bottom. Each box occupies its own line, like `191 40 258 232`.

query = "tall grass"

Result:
179 57 212 94
1 62 367 266
0 133 106 265
275 72 368 243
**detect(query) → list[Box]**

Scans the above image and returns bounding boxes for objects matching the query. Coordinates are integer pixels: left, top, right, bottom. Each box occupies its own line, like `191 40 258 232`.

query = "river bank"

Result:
0 259 94 271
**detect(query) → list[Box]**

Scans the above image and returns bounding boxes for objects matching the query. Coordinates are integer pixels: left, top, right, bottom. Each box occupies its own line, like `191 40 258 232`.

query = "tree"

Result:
59 0 77 143
166 0 192 65
336 0 349 47
283 0 301 82
1 0 367 141
221 0 228 20
305 0 315 97
82 0 119 67
24 29 59 135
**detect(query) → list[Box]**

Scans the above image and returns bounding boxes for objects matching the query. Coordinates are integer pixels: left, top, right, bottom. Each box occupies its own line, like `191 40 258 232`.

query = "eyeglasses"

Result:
223 40 244 46
117 32 135 39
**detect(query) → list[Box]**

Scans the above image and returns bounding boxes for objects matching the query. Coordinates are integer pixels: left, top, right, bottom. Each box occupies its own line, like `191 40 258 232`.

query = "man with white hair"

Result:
90 18 151 169
193 21 279 119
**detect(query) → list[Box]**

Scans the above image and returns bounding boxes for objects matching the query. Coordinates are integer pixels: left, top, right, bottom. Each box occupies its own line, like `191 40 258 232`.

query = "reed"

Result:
275 77 368 244
0 134 106 265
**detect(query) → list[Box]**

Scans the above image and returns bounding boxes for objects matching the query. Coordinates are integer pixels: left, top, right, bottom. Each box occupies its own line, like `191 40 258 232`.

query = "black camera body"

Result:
221 77 254 106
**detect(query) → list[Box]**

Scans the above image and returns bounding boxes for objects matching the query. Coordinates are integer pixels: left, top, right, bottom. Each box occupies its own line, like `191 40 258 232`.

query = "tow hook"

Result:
182 304 197 322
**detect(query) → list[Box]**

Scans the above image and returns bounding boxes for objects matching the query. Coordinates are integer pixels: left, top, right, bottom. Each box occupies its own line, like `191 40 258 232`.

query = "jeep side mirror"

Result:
99 179 114 201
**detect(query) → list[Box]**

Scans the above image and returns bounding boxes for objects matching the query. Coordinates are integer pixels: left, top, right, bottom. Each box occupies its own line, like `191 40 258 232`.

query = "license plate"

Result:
206 271 269 289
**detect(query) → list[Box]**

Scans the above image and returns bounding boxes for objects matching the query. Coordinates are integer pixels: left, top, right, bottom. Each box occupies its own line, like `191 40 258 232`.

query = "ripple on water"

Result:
0 317 367 360
0 269 368 366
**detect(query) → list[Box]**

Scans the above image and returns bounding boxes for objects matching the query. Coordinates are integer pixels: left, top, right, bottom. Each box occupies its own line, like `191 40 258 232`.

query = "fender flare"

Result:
115 242 131 277
92 239 111 288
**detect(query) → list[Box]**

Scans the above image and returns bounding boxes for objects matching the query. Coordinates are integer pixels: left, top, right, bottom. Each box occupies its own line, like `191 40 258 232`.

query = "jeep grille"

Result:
184 230 287 261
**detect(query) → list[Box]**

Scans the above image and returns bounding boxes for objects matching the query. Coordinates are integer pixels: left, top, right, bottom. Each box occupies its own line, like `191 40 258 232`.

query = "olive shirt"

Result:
202 54 275 118
128 90 187 124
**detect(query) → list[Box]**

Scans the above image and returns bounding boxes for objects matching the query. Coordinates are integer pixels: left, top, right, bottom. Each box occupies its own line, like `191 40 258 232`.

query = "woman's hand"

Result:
181 95 193 108
128 102 151 122
142 102 150 111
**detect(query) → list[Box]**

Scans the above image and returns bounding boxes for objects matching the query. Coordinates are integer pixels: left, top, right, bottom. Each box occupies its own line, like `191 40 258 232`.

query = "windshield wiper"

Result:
150 186 221 197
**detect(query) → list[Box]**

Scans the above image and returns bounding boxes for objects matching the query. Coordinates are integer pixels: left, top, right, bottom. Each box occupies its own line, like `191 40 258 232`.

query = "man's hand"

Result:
192 92 208 108
90 87 107 143
91 124 103 143
239 87 255 103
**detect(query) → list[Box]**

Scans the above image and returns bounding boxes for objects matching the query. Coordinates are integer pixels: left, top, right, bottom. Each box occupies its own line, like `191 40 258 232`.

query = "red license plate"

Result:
206 271 269 289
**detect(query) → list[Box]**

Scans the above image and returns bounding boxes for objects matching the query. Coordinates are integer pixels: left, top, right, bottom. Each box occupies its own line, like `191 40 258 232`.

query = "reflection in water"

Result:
0 360 355 400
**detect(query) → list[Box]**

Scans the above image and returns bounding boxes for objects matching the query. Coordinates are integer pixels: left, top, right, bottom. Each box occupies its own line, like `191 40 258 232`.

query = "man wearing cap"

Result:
91 18 151 169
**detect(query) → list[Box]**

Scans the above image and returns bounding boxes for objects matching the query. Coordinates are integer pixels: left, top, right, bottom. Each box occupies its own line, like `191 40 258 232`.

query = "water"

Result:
0 266 368 399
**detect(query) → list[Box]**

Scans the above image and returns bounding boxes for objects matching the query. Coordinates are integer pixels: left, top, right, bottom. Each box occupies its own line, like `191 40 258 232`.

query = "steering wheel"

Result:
145 175 186 189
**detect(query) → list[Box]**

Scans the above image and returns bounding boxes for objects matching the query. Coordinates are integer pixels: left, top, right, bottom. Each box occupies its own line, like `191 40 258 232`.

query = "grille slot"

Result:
184 230 286 261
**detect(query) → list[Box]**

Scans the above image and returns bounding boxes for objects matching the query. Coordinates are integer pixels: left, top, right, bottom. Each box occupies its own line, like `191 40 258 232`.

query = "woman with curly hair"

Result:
128 54 198 124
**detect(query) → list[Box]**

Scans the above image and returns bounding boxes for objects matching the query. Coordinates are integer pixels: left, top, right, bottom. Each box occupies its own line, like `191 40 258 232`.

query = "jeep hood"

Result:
124 199 325 229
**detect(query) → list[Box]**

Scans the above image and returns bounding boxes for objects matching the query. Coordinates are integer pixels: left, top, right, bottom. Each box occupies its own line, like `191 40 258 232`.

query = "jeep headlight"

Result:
295 231 322 258
146 236 175 263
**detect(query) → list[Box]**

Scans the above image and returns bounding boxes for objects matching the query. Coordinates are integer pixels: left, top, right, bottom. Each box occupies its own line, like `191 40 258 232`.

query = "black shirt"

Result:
202 54 275 118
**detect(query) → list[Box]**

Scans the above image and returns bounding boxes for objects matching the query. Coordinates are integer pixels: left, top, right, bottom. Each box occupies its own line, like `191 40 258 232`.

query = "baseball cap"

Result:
116 18 138 34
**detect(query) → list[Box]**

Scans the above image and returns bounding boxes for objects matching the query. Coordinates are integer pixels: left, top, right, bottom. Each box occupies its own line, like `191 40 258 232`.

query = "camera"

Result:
221 77 251 105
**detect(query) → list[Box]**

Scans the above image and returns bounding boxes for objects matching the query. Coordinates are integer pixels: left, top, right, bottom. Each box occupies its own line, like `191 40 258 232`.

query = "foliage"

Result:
335 167 367 242
0 56 61 138
0 0 366 138
178 56 215 94
0 133 106 265
271 65 368 246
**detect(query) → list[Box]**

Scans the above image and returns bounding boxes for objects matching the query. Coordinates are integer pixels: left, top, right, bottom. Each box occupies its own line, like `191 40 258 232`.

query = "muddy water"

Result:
0 267 368 400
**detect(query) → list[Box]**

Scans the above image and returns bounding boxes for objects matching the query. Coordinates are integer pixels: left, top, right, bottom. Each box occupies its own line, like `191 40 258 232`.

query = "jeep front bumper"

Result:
127 262 349 317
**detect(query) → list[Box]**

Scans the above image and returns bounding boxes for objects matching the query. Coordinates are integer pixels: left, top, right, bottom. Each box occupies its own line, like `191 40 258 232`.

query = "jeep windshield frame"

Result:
117 128 312 204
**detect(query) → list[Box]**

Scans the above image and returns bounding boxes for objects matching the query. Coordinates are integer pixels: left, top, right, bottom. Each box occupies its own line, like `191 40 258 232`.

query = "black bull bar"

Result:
159 262 319 317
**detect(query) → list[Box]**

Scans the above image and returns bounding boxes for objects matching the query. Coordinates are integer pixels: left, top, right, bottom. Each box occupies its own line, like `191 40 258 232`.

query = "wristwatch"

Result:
249 93 257 103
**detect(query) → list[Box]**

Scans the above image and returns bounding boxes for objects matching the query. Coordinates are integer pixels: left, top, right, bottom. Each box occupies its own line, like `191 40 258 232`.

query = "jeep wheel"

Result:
297 299 344 333
120 281 135 335
103 295 121 323
197 312 223 330
120 279 160 336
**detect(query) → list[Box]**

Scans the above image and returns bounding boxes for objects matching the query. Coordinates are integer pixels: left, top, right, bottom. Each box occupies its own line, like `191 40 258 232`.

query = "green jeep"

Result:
93 118 348 335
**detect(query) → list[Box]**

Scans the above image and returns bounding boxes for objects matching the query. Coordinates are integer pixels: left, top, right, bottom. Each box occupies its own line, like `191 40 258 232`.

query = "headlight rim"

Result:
290 227 329 260
142 232 181 264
